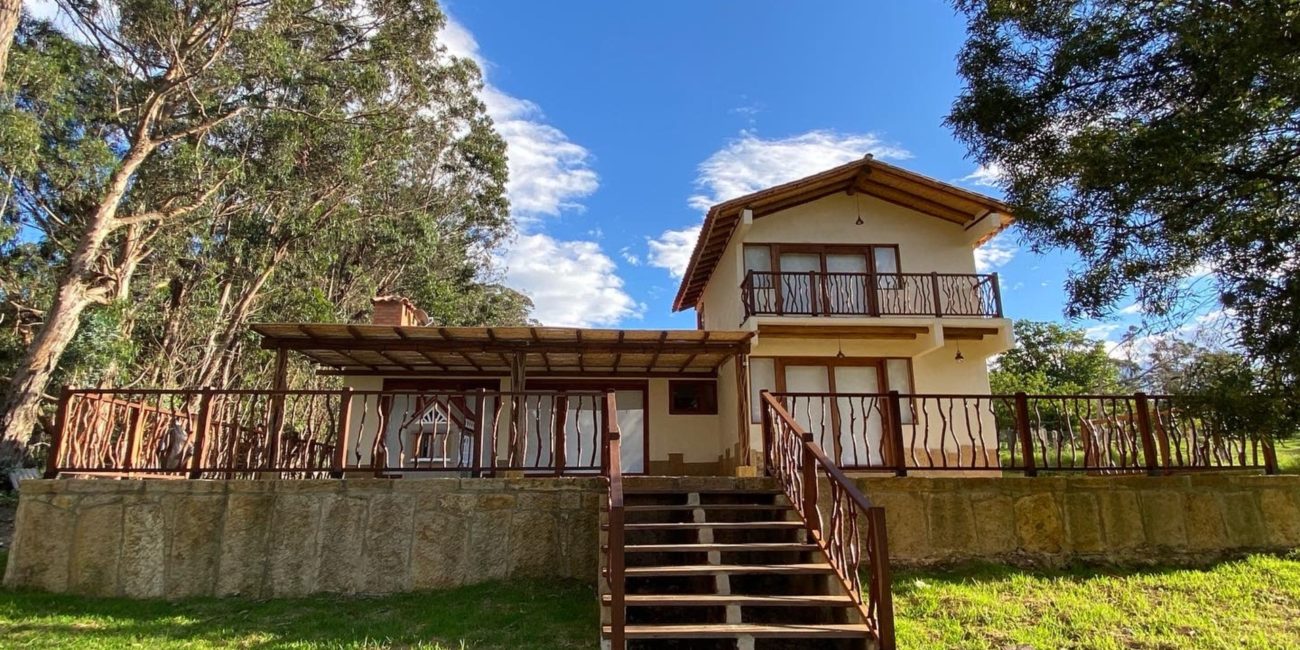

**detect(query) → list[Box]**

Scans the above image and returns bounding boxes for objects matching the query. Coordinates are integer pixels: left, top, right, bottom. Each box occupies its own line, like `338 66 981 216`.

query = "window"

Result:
669 380 718 415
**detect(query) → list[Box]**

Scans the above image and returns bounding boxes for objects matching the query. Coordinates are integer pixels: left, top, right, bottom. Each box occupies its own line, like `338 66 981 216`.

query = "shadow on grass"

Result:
0 578 600 649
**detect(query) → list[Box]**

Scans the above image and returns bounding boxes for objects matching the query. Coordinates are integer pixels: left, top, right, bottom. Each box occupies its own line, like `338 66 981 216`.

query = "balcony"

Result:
741 270 1003 319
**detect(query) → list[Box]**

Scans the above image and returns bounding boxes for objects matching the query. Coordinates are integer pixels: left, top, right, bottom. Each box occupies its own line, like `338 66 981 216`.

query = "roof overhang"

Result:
252 324 753 376
672 157 1014 311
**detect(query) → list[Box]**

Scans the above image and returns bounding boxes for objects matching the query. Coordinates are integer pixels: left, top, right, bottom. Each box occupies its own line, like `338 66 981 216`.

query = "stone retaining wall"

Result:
5 474 1299 599
859 474 1300 566
3 478 602 599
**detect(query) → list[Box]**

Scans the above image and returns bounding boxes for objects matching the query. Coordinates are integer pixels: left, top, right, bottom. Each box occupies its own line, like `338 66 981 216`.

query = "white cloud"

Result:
685 130 911 211
619 247 641 266
646 130 909 278
647 226 701 279
441 20 598 220
959 163 1004 189
502 234 644 327
974 231 1017 272
1118 302 1143 315
441 17 633 326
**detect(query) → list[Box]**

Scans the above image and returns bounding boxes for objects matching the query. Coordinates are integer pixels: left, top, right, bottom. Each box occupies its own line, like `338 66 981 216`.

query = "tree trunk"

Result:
0 140 154 465
0 0 19 91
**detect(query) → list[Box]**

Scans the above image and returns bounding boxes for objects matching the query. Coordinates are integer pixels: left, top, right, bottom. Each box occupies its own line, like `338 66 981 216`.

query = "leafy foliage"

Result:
989 320 1123 394
948 0 1300 387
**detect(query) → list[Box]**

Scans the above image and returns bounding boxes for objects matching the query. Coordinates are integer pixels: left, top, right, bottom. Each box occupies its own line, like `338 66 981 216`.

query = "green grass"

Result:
893 554 1300 650
0 576 598 649
2 554 1299 648
1276 438 1300 474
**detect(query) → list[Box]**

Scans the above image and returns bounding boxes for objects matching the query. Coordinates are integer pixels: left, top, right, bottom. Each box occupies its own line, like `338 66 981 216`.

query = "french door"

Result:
527 380 648 474
743 244 901 316
776 359 888 467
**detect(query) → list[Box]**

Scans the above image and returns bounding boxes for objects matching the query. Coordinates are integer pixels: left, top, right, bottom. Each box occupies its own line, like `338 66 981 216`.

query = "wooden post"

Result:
801 431 817 521
43 387 74 479
990 272 1004 317
1013 392 1037 477
1263 437 1279 475
331 387 353 478
123 402 146 475
886 391 908 477
473 388 489 478
868 506 896 650
1133 392 1160 475
930 272 943 317
265 348 289 471
760 390 774 473
553 394 568 476
189 387 215 480
734 354 751 468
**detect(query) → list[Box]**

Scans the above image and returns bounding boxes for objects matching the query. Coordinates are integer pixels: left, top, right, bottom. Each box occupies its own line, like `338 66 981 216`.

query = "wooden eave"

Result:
672 157 1014 311
251 324 753 376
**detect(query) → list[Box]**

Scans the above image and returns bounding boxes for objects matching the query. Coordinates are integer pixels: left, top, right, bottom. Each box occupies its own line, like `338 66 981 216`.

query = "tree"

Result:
989 320 1124 394
0 0 526 465
948 0 1300 387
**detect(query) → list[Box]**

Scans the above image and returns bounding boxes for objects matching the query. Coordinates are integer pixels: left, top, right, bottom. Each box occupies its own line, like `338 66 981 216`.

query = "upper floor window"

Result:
743 244 901 315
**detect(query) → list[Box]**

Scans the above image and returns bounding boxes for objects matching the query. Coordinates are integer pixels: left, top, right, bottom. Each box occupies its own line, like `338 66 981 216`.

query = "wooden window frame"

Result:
667 379 718 416
742 243 903 316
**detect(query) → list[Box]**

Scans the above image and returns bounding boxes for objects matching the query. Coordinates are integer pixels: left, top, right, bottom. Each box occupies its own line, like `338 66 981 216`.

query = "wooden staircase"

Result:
600 485 875 650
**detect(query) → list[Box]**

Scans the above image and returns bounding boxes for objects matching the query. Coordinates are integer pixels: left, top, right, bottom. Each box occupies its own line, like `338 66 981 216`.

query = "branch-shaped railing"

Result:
741 270 1002 318
760 390 895 649
773 391 1282 475
46 387 614 478
600 389 626 650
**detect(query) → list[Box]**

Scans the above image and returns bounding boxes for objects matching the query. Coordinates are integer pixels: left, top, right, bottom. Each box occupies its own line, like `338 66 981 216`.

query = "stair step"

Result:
624 503 788 512
611 521 802 531
624 488 782 495
623 563 834 577
603 623 871 639
615 542 819 553
603 594 855 607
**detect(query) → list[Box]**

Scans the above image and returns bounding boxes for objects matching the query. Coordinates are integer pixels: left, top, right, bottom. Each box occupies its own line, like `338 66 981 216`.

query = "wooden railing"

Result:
761 391 895 649
773 392 1282 475
600 389 626 649
741 270 1002 318
46 387 615 478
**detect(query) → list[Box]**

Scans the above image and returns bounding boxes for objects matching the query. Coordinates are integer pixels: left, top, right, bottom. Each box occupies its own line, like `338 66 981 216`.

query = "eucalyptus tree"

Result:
0 0 521 463
948 0 1300 389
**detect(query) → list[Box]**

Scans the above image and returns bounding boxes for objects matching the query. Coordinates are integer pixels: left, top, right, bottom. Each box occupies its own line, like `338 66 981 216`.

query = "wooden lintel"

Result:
757 324 927 340
942 326 1000 340
261 338 747 356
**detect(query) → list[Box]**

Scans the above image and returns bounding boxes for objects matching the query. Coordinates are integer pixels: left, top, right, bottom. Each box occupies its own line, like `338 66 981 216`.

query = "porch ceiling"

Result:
251 324 753 376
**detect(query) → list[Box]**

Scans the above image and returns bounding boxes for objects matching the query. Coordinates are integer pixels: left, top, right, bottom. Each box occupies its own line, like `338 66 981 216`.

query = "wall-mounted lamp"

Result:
954 344 966 364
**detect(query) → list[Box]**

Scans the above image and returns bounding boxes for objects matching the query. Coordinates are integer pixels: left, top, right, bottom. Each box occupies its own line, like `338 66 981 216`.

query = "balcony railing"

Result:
45 387 618 479
741 270 1003 318
766 391 1282 475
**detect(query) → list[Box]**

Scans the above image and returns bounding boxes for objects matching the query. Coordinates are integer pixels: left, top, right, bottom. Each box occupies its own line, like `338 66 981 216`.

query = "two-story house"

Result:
237 156 1013 477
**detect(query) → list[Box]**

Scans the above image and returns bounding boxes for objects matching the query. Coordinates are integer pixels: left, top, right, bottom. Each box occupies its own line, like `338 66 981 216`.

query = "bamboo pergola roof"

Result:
672 157 1014 311
251 324 754 376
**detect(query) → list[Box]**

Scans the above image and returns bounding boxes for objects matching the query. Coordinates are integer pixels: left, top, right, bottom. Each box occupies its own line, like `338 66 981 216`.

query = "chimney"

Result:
371 295 427 327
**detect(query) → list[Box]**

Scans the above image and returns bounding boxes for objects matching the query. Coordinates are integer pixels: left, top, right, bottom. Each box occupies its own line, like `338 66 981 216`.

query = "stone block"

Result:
1259 489 1300 546
868 490 928 561
265 494 323 597
1014 493 1065 556
412 502 471 589
120 498 166 598
1096 490 1145 551
467 514 512 581
508 509 560 577
1139 490 1188 548
971 495 1016 556
3 498 73 592
1063 493 1104 554
1220 492 1267 548
362 493 415 594
315 495 368 594
68 499 124 596
215 492 274 597
926 492 976 555
163 494 226 599
1183 492 1228 551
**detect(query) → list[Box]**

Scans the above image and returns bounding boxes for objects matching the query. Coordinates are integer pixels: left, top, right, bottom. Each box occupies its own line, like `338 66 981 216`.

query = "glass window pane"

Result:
743 246 772 273
885 359 914 424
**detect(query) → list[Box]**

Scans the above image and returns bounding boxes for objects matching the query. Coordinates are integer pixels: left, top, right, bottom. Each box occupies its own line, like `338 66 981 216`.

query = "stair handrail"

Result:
760 390 896 650
600 389 625 649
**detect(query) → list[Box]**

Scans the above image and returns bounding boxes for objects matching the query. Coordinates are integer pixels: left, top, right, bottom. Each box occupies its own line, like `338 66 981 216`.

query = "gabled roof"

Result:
251 324 753 375
672 156 1013 311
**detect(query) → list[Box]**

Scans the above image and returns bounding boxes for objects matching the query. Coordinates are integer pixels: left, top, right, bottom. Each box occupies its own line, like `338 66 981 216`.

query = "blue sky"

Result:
442 0 1122 337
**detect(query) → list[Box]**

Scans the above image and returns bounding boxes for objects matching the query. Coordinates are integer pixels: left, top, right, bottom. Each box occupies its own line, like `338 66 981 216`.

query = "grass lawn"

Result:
1 552 1298 648
894 554 1300 650
1276 438 1300 474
